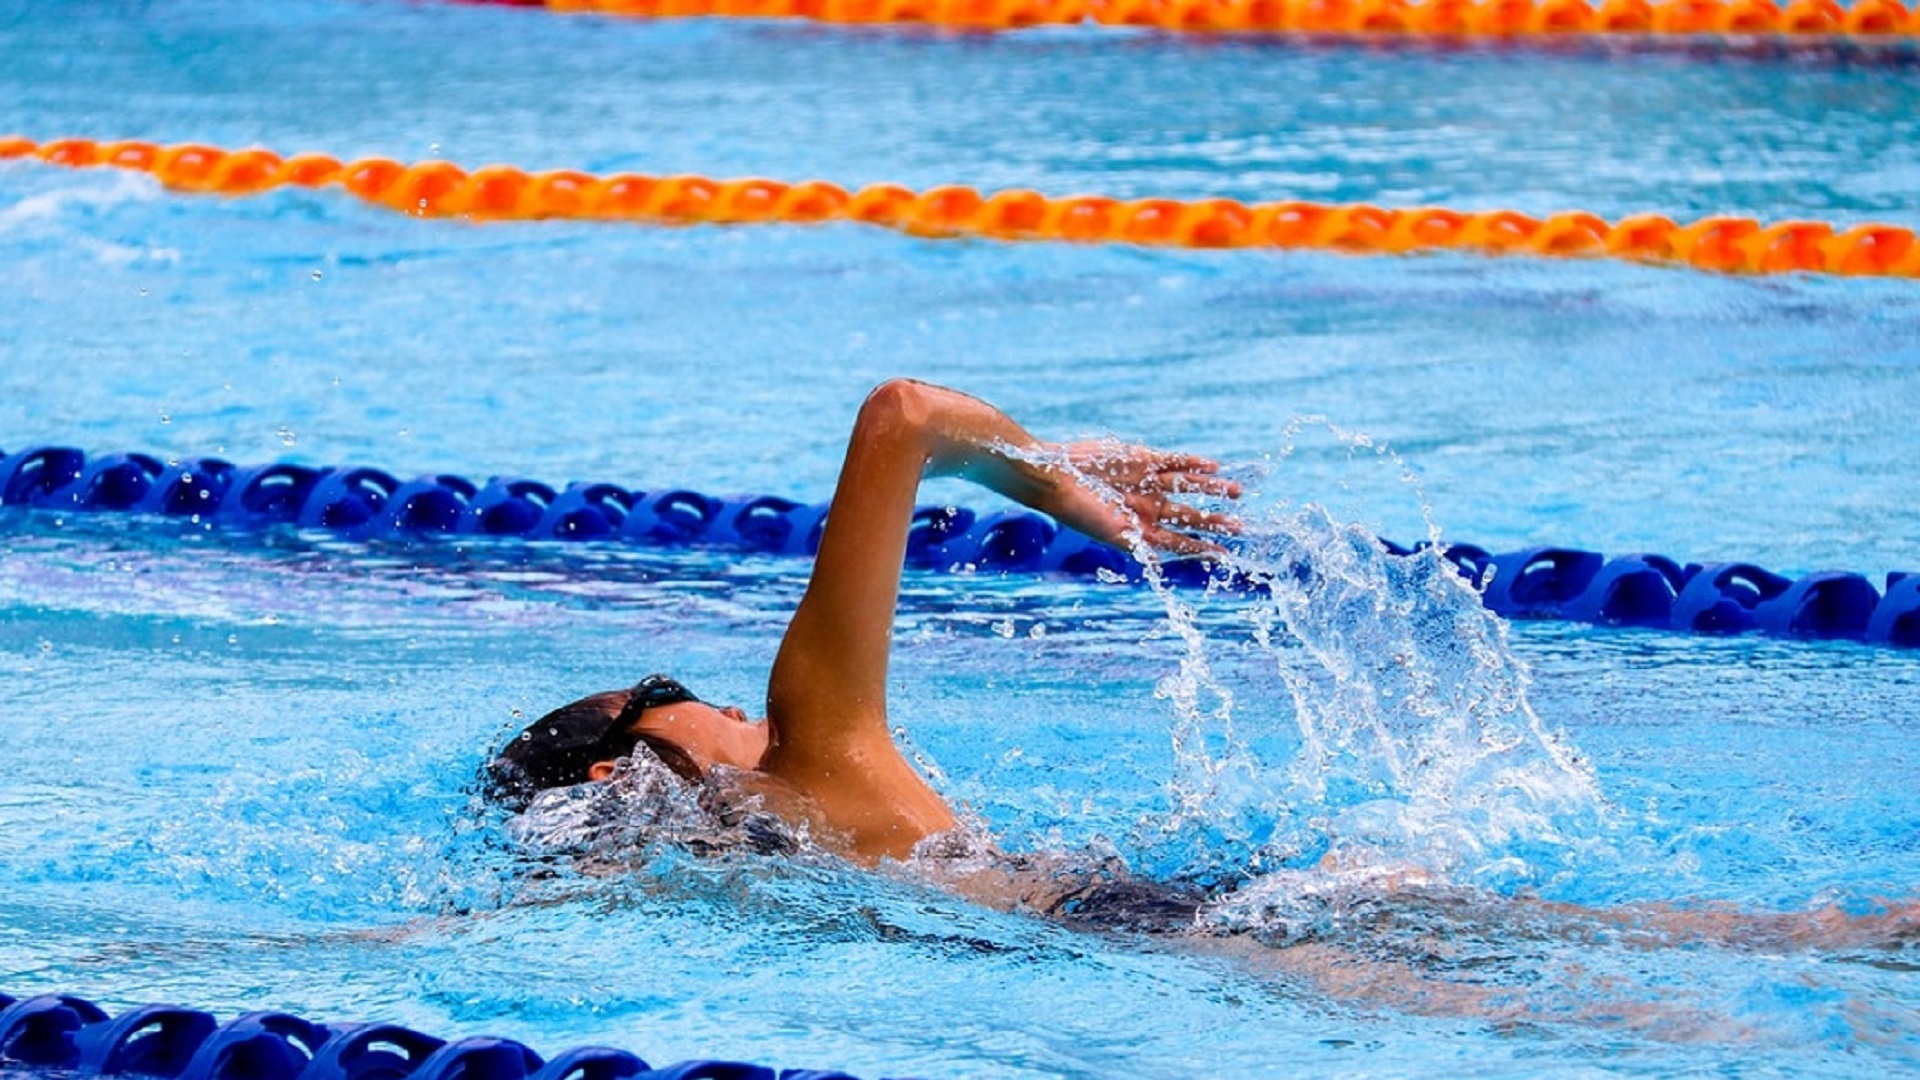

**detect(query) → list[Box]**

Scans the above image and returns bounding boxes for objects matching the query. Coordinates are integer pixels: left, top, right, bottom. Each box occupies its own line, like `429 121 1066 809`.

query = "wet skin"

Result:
585 700 770 781
580 378 1240 863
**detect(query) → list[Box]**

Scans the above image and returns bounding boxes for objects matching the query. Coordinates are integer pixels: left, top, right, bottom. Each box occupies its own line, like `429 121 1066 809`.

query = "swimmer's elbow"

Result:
854 378 1009 477
861 378 933 427
855 378 938 448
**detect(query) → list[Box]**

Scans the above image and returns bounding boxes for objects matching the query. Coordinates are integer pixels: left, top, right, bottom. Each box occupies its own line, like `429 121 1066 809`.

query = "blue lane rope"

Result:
2 444 1915 648
0 991 885 1080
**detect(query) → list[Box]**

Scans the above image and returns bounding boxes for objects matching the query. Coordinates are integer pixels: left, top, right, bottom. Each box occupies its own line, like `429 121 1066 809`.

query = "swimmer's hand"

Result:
1046 439 1243 556
907 379 1240 556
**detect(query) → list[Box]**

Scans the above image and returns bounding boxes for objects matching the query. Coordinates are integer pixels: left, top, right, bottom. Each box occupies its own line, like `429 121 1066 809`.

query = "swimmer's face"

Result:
586 697 769 782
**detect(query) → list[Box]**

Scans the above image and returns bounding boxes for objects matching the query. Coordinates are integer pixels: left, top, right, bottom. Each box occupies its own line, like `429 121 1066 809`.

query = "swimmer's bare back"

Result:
754 379 1242 863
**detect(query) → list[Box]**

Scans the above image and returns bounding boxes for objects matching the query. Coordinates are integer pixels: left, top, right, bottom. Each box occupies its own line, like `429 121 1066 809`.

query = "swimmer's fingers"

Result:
1053 442 1242 554
1149 451 1224 477
1157 469 1241 500
1141 496 1241 535
1065 443 1230 493
1121 494 1242 558
1140 451 1240 501
1137 522 1230 558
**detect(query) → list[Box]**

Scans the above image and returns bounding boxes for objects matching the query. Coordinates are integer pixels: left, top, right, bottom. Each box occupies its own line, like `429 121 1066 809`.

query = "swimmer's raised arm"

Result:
497 379 1235 863
758 379 1238 861
752 378 1244 857
772 379 1239 726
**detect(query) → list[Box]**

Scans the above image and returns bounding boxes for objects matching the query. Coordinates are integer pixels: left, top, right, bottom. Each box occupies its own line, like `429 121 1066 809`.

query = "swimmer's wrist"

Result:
965 440 1075 512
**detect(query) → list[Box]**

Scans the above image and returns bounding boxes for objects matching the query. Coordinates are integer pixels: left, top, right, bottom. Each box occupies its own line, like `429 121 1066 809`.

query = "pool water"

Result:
4 1 1920 1076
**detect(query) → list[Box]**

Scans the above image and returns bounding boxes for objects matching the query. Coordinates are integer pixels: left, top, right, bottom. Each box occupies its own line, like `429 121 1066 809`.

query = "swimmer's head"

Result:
488 675 768 805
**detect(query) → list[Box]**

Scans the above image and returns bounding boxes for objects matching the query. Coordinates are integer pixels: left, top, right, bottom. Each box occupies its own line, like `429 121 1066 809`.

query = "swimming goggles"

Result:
611 674 703 731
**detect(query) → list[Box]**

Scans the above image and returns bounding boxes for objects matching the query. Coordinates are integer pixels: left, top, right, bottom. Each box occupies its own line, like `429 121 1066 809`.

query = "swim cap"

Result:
489 676 702 801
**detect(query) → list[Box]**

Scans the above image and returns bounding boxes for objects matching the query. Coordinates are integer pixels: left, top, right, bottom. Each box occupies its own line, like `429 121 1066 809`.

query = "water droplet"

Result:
276 426 297 447
510 708 524 719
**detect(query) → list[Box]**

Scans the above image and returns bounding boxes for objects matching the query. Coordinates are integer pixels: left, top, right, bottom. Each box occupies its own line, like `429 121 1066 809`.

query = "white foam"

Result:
0 169 160 234
1042 422 1609 920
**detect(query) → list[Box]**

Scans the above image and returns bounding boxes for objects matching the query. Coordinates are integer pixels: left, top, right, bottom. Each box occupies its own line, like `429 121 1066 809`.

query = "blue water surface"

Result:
3 1 1920 1077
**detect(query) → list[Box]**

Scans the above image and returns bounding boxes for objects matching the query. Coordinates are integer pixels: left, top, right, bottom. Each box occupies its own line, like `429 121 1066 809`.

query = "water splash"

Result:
508 752 801 869
1047 422 1609 911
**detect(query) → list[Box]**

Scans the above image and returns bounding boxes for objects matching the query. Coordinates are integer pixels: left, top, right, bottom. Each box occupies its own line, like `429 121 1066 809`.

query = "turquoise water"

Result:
4 1 1920 1076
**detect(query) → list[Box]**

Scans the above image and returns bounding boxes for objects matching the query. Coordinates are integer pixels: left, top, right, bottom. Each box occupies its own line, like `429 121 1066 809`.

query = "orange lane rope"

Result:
487 0 1920 39
5 135 1916 278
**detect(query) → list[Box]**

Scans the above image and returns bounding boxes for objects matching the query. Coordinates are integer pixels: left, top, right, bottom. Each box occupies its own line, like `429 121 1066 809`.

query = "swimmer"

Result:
489 379 1920 977
491 377 1240 873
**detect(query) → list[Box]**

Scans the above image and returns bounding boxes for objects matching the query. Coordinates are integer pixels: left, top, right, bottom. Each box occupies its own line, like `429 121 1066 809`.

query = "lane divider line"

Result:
3 445 1916 647
6 137 1915 277
456 0 1920 40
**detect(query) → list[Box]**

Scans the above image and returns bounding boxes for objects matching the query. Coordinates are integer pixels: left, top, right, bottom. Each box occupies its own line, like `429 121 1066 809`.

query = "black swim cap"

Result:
489 676 702 801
